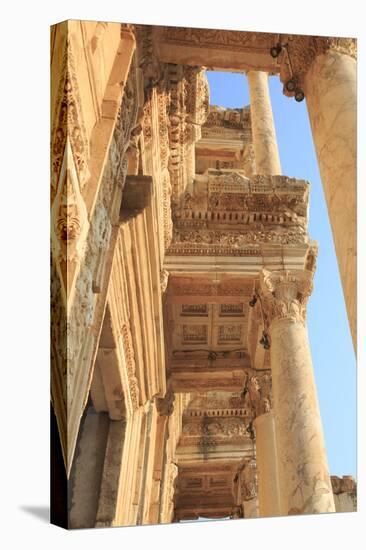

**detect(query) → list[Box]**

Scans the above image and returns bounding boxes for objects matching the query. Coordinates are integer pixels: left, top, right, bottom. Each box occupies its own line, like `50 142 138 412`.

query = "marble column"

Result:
259 269 335 515
305 49 356 350
280 37 357 350
247 71 282 175
253 411 281 517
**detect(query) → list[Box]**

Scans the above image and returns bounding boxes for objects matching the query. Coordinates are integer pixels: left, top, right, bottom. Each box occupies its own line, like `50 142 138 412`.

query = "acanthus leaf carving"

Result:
259 268 314 327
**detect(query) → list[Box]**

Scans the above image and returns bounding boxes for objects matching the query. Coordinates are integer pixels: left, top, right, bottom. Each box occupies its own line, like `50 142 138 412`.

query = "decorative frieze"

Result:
121 324 140 410
182 417 249 439
168 173 309 256
163 26 276 52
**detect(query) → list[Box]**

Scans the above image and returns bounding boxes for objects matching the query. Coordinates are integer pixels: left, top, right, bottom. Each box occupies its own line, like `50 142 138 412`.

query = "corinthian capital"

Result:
278 35 357 97
259 269 313 326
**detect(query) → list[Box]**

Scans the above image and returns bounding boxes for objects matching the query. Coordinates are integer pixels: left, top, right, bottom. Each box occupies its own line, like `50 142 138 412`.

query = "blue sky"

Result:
206 71 356 477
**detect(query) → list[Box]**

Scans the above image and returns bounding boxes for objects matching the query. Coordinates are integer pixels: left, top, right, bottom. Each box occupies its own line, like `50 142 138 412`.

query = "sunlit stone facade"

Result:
50 20 356 528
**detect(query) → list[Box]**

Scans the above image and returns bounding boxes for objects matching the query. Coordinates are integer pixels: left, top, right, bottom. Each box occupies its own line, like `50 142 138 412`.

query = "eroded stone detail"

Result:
244 373 272 417
164 27 276 52
278 35 357 96
259 268 314 327
51 39 90 202
121 324 140 410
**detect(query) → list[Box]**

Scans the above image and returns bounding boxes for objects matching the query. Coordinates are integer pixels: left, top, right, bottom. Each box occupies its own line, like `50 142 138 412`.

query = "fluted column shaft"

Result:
259 269 335 516
253 411 281 517
247 71 282 175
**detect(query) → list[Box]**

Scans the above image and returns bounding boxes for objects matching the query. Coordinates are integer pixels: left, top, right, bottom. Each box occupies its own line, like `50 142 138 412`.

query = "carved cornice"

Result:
259 269 314 327
278 35 357 96
168 173 309 256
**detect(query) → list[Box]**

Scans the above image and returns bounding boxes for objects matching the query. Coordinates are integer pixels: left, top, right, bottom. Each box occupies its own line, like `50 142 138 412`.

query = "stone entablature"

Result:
196 105 255 176
167 172 310 257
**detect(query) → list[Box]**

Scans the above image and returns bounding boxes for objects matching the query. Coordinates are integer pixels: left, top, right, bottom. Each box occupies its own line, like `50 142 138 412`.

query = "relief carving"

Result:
259 268 314 327
121 324 140 410
278 35 357 96
164 27 275 52
244 372 273 417
51 40 90 203
182 417 249 438
238 459 258 501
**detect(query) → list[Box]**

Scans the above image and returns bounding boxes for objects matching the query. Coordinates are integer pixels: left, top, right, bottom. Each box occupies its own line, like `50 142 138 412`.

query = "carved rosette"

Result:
278 35 357 96
259 269 314 328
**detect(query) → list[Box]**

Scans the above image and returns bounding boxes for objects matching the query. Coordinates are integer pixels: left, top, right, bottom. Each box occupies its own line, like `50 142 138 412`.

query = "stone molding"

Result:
163 26 276 53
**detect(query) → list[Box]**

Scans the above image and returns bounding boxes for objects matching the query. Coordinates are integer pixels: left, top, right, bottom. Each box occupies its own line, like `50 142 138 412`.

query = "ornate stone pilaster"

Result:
259 269 335 515
278 36 357 350
247 71 281 175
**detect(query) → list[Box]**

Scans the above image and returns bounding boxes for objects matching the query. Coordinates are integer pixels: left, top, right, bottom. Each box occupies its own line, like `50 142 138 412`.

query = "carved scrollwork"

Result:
121 323 140 410
163 26 276 52
259 268 314 327
51 40 90 203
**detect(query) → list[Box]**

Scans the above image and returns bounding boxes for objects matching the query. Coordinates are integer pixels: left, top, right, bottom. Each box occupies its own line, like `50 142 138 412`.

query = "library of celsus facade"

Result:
50 21 357 528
